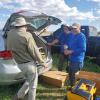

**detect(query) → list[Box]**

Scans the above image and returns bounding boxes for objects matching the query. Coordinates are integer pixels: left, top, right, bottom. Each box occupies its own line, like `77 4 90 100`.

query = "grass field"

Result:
0 54 100 100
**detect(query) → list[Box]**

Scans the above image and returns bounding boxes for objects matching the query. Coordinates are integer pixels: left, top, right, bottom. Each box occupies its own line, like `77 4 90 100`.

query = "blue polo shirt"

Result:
57 33 71 53
66 32 86 63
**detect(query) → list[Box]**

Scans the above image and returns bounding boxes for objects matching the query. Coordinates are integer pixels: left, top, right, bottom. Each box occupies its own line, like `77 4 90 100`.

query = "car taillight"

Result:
0 50 12 59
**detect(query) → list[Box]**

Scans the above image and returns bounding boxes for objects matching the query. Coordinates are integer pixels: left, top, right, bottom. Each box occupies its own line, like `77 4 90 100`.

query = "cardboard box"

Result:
76 71 100 95
40 71 68 87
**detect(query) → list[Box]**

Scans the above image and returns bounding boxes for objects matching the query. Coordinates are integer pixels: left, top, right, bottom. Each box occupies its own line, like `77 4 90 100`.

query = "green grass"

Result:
0 54 100 100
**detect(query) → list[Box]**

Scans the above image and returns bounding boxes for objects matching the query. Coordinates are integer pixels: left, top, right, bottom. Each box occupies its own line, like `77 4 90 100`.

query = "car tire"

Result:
97 55 100 66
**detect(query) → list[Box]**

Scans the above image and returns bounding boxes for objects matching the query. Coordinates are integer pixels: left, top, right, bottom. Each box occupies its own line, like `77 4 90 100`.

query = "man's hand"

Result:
47 39 59 47
64 49 73 56
42 63 48 68
47 43 53 46
47 43 52 49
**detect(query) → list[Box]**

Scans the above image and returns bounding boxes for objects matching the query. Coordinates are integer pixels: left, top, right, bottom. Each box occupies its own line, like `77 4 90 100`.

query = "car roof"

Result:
15 10 47 18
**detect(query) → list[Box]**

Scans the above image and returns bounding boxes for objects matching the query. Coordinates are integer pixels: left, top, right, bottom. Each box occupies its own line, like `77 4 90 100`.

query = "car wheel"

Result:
97 55 100 66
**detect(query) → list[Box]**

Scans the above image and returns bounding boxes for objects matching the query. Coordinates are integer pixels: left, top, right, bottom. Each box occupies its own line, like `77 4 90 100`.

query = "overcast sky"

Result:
0 0 100 31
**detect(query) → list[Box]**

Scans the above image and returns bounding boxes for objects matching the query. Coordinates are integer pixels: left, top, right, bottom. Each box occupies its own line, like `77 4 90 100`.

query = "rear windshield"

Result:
30 18 48 29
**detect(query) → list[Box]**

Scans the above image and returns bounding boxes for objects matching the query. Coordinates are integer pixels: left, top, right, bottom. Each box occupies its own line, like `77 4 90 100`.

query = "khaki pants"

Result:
17 62 38 100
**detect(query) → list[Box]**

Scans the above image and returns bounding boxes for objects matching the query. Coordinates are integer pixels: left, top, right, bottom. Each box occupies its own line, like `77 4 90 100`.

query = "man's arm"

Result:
27 34 47 67
47 39 59 46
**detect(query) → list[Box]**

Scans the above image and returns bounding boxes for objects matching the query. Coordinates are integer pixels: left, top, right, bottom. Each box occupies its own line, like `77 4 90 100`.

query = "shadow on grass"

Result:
36 95 65 100
0 82 22 100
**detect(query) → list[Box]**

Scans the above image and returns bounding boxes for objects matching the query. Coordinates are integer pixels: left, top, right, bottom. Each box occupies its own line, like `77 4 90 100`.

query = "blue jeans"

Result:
68 62 83 86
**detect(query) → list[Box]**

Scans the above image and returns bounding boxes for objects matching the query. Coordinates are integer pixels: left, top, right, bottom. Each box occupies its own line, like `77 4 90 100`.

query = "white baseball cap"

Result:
72 23 80 29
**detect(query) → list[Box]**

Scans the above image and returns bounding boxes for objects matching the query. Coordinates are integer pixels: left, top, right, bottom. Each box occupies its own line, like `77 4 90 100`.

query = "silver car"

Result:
0 10 61 85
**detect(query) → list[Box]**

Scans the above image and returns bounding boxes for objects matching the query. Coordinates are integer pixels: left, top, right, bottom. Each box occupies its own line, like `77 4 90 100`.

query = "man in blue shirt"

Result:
48 24 70 71
64 23 86 88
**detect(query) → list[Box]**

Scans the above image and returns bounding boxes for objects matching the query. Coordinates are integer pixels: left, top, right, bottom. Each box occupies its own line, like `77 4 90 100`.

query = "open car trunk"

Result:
0 10 61 85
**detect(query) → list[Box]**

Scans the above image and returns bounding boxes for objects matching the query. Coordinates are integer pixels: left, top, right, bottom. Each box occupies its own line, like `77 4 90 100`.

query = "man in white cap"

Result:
64 23 86 88
6 17 47 100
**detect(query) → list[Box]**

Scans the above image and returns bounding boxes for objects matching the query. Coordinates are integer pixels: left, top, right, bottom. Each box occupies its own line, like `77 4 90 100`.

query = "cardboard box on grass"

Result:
40 71 68 87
